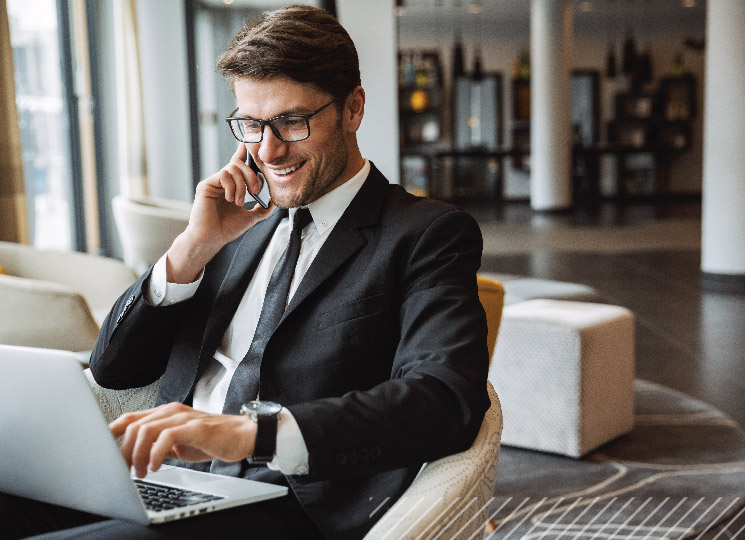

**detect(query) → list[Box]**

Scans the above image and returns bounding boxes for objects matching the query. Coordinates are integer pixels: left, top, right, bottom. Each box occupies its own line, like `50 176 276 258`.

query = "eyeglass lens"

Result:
232 116 309 143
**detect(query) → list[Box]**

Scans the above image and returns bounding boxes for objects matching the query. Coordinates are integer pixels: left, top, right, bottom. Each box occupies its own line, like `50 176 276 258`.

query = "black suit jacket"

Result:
90 163 490 539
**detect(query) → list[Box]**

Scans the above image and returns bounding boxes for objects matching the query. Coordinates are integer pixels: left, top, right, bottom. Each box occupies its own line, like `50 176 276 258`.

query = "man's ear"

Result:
344 86 365 132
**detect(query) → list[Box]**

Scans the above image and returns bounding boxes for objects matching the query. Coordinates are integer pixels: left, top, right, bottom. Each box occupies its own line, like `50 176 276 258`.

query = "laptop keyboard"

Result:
133 479 224 512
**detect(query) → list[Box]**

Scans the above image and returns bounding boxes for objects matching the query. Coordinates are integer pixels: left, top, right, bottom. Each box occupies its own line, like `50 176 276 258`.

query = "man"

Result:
3 5 489 539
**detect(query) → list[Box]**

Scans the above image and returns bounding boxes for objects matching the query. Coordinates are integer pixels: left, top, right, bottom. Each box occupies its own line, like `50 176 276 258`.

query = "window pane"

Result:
8 0 73 250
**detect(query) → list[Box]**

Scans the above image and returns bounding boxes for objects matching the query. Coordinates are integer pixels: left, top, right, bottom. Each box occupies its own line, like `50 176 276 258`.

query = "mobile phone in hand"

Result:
246 153 271 209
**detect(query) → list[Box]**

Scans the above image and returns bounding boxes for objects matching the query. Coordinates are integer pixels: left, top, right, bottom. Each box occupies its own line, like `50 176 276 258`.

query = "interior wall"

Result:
399 14 705 197
337 0 400 183
135 0 193 202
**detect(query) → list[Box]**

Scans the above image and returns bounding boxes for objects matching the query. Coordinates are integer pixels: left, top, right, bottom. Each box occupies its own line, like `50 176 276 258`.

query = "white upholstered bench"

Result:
488 299 635 458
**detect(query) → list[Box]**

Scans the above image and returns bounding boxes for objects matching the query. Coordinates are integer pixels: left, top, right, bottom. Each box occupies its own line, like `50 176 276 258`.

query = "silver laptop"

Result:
0 344 287 524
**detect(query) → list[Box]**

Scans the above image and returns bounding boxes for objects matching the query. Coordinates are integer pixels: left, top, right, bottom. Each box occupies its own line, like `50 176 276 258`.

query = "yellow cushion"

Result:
477 275 505 363
0 264 6 275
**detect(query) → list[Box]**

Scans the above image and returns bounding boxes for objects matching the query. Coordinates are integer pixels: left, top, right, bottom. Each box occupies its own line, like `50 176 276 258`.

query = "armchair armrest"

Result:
363 382 502 540
83 369 160 424
0 275 100 351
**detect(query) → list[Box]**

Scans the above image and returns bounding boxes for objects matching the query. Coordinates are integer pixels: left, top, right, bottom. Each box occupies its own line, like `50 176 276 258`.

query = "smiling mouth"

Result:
272 162 304 176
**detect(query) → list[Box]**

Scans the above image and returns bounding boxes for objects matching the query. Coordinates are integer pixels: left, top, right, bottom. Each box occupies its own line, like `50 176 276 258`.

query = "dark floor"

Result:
472 198 745 428
466 195 703 227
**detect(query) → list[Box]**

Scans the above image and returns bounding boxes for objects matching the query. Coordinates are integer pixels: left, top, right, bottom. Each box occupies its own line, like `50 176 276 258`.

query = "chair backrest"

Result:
0 241 137 350
112 195 191 274
477 275 505 362
0 241 136 307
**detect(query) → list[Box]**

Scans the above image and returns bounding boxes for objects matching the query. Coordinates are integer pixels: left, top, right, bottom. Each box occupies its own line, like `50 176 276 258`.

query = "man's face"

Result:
234 77 357 209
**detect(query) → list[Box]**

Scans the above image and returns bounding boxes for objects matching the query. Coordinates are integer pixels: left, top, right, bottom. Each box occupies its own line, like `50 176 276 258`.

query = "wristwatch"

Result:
240 400 282 464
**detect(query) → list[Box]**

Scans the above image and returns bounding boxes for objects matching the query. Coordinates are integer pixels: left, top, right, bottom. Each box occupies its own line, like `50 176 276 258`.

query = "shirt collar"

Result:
289 159 370 236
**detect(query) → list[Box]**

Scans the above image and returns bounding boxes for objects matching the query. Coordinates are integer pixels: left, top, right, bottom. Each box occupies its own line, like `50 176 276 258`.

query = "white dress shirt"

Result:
146 159 370 475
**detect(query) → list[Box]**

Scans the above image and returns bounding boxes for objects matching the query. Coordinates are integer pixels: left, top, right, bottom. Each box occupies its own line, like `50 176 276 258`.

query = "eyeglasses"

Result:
226 100 335 143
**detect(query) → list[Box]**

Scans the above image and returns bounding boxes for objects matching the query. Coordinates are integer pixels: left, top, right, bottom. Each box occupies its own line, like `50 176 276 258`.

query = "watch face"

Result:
242 401 282 416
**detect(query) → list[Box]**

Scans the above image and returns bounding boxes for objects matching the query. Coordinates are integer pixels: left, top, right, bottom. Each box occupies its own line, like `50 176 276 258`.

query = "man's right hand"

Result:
166 143 274 283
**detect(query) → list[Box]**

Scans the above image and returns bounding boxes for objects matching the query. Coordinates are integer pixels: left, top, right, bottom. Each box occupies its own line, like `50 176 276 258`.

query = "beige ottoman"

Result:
488 299 635 458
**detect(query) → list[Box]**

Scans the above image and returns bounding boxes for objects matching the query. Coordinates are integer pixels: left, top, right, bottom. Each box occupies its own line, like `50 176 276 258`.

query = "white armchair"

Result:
83 369 502 539
112 195 192 275
82 276 505 537
0 241 137 352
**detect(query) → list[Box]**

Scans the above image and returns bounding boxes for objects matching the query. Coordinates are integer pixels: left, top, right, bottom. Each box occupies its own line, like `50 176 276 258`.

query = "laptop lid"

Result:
0 345 286 524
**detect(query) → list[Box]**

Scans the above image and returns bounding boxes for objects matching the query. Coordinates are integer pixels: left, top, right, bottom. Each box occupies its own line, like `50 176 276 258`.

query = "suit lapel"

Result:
280 164 389 323
281 218 365 321
197 209 286 374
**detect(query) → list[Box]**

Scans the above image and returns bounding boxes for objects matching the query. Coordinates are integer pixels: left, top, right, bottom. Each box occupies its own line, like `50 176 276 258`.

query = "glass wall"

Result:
8 0 73 250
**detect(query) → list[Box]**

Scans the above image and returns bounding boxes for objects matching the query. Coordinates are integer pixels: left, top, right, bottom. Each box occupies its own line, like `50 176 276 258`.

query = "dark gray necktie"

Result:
210 208 312 477
221 207 313 416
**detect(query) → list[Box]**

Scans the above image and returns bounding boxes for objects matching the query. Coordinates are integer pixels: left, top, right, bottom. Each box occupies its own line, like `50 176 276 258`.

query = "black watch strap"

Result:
248 413 279 464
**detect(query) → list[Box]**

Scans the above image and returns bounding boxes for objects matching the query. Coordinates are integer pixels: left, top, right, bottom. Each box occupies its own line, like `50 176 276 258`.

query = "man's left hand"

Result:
109 403 257 478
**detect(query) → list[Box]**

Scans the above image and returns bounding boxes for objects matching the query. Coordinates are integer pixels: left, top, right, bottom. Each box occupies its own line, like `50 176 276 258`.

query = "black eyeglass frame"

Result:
226 100 335 143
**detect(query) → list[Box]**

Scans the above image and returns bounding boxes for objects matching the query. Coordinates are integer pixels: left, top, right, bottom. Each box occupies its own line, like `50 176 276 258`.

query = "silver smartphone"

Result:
246 153 271 209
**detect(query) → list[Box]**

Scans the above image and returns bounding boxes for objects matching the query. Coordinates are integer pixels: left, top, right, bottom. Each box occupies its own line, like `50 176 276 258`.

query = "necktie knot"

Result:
292 207 312 233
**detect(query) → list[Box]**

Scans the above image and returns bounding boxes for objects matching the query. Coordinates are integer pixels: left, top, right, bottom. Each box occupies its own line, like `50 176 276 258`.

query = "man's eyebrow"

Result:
236 106 316 119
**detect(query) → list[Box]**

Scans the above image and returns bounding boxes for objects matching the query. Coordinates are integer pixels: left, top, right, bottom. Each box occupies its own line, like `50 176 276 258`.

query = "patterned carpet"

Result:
486 381 745 540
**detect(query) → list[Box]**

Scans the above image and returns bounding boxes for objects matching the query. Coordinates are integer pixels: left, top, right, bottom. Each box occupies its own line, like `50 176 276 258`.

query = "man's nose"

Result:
257 124 288 165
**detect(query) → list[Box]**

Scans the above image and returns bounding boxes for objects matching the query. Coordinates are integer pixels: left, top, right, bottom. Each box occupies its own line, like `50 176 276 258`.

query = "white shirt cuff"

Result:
267 408 309 475
145 253 204 306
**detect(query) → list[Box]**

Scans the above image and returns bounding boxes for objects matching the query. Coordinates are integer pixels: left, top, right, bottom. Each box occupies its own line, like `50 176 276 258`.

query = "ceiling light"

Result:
579 1 593 12
682 0 696 7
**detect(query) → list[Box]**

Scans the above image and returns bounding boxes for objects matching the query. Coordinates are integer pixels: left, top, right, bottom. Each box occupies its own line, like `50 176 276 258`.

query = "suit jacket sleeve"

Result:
88 268 194 389
89 212 279 392
287 205 490 481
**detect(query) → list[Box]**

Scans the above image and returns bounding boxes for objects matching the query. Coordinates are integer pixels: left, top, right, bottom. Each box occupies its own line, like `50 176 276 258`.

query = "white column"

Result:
336 0 399 183
701 0 745 282
530 0 573 210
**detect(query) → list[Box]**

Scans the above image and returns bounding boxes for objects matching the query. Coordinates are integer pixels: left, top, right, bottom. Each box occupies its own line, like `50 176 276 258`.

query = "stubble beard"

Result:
269 123 348 209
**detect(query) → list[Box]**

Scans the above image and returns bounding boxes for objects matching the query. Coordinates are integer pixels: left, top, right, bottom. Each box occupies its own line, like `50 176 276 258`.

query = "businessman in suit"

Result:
0 5 490 539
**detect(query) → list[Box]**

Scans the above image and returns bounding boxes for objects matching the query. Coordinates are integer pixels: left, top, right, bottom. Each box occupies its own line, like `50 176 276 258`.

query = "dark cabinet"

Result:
607 74 696 196
398 50 444 196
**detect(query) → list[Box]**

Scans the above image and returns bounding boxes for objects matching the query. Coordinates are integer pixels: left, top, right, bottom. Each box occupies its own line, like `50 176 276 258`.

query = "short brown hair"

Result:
215 5 361 102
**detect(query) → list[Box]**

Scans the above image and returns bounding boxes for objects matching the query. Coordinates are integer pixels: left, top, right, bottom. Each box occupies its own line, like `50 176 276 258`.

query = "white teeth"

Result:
275 164 300 176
